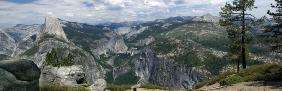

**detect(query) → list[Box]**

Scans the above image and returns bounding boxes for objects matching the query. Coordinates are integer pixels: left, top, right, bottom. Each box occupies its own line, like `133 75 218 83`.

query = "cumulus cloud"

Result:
0 0 275 26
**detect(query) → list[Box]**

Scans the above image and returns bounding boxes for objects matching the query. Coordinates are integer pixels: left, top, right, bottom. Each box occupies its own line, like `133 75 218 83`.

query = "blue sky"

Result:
0 0 275 27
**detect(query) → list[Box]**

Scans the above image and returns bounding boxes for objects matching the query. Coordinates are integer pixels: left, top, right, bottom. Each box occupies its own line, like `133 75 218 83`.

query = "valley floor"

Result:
198 81 282 91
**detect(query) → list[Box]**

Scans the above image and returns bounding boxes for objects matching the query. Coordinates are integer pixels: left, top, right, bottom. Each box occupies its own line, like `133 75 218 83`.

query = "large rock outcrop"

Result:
135 48 209 89
0 59 41 91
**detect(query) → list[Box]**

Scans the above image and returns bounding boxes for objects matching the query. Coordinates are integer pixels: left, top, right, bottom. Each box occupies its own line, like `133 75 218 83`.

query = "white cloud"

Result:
0 0 275 26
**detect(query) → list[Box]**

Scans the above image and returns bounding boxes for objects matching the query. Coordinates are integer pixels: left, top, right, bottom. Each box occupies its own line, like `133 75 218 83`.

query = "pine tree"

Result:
220 3 241 72
220 0 255 72
267 0 282 52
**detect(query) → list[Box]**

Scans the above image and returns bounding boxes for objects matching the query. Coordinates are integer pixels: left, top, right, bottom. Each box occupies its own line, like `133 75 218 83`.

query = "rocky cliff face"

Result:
0 59 40 91
134 48 209 89
0 30 15 59
108 35 128 53
1 24 41 57
91 35 128 56
3 24 40 42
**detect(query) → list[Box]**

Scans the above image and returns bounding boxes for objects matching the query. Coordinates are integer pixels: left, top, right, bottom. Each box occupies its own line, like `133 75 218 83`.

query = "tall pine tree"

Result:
220 0 255 72
220 3 241 72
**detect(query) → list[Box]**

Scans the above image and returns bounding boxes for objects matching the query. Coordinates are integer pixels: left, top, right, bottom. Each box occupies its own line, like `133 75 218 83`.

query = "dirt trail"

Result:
198 82 282 91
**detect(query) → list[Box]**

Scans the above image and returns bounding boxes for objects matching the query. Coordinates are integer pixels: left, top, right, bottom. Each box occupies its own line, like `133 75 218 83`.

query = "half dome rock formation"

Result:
0 59 41 91
39 16 68 42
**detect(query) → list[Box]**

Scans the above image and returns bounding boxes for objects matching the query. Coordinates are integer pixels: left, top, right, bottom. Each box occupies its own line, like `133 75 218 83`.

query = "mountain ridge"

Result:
0 15 280 90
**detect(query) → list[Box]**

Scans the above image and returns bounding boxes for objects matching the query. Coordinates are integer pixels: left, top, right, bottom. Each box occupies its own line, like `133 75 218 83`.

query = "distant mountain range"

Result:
0 14 280 90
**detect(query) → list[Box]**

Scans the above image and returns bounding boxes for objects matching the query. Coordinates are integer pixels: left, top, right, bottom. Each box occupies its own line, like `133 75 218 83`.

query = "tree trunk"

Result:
241 8 247 69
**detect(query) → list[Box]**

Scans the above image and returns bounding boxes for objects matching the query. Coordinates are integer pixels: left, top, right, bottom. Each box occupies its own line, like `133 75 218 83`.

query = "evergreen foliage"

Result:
45 48 74 67
220 0 255 71
267 0 282 52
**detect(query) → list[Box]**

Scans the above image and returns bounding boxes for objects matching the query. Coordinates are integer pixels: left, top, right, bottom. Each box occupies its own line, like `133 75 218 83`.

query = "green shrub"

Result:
219 74 243 86
45 48 74 67
60 54 75 66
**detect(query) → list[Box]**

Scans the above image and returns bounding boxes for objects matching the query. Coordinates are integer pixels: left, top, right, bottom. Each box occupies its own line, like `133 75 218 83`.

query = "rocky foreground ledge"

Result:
0 59 41 91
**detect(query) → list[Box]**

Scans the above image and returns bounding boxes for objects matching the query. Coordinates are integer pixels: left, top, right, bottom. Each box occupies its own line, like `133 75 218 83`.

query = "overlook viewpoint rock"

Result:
0 59 41 91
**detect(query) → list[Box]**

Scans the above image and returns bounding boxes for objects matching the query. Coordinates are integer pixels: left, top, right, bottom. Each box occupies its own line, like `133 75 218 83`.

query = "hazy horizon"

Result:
0 0 275 27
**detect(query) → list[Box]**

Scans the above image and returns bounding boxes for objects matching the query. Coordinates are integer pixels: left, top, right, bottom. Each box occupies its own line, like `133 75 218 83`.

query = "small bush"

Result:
45 48 75 67
219 74 243 86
